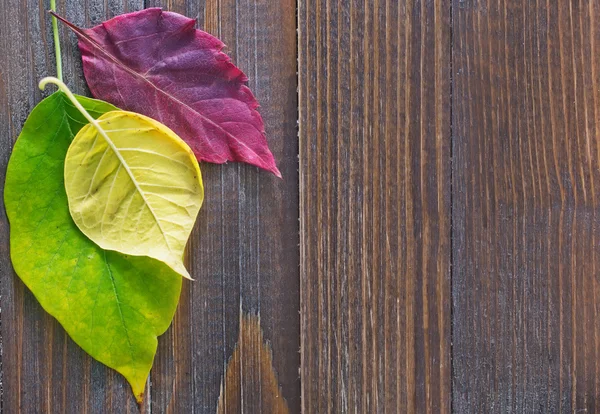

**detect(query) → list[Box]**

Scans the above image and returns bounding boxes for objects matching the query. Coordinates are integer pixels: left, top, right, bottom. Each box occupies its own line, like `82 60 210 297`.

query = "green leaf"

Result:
64 110 204 281
4 92 182 402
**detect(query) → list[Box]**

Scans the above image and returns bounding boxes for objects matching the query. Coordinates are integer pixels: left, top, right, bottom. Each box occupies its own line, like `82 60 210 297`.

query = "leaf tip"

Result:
173 262 194 281
272 166 283 179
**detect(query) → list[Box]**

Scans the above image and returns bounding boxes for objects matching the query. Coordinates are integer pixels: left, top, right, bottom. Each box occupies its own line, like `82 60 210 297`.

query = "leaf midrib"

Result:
103 251 137 378
88 118 174 254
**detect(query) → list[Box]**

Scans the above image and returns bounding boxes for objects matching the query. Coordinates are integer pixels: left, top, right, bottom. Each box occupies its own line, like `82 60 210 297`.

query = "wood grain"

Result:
452 1 600 412
8 0 600 412
143 0 300 412
298 0 452 412
217 313 290 414
0 0 299 412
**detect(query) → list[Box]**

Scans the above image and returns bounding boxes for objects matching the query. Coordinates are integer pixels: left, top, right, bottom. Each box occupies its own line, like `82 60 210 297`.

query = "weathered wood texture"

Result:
453 1 600 412
217 314 290 414
0 0 299 413
298 0 452 412
6 0 600 412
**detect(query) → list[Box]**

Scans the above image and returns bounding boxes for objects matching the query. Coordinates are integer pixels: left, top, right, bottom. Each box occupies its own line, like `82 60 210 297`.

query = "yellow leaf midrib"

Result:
90 118 175 254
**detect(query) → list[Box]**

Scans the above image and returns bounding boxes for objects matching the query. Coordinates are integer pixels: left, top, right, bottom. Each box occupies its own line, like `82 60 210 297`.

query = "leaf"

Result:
52 8 282 177
4 91 182 402
64 109 204 281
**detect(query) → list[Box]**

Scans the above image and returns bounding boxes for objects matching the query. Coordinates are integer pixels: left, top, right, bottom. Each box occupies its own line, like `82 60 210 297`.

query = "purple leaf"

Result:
53 8 281 177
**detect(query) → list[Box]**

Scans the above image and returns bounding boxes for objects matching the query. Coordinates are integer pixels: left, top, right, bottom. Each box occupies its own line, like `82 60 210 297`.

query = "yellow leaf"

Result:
39 77 204 280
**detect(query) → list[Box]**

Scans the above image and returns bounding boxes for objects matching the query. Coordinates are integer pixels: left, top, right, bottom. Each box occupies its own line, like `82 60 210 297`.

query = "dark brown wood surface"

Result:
0 0 299 413
298 0 452 412
452 1 600 412
3 0 600 413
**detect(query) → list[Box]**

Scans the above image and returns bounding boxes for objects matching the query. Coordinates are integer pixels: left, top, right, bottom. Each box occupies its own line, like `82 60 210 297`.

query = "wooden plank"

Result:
216 314 290 414
145 0 300 412
0 2 145 412
452 1 600 412
298 0 452 412
0 0 299 412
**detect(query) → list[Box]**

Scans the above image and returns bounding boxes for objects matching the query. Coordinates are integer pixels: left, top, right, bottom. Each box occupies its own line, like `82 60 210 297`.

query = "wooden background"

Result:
1 0 599 413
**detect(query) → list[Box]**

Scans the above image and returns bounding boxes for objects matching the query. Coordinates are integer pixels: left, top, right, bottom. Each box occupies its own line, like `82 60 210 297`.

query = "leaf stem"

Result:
40 77 96 124
50 0 63 81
